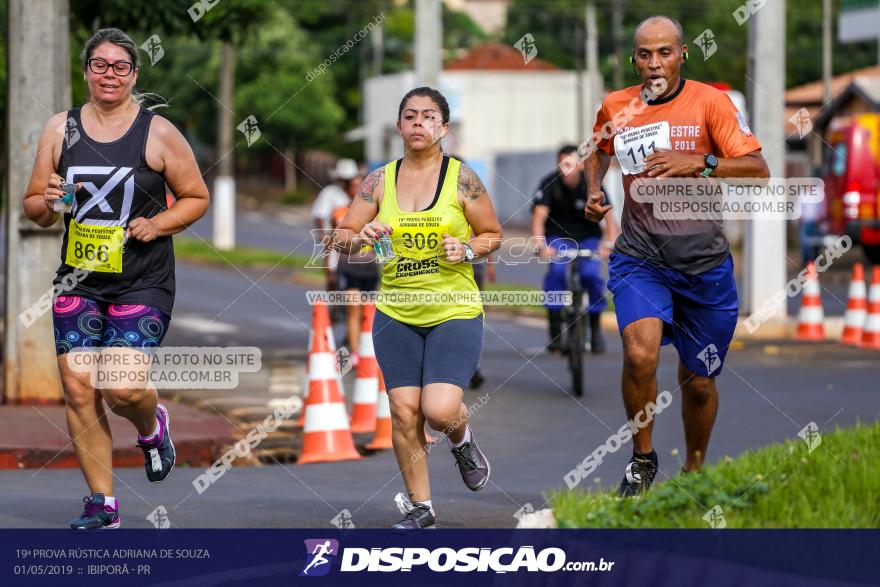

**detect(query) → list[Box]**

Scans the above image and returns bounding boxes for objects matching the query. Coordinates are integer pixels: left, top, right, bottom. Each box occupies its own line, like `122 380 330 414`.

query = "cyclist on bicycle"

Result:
532 145 618 354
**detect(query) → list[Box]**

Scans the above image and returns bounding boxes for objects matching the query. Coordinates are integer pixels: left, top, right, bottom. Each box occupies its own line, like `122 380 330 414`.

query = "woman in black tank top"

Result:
22 28 209 530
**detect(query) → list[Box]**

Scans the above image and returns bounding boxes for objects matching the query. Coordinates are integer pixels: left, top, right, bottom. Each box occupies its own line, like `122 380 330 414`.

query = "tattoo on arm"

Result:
458 164 487 201
357 168 384 203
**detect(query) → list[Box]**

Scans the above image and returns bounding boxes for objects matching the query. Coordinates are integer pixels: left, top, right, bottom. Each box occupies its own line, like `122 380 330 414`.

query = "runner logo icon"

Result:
300 539 339 577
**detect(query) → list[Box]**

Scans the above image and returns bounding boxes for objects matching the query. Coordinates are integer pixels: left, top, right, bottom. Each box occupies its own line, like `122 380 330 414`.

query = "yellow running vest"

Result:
375 157 483 326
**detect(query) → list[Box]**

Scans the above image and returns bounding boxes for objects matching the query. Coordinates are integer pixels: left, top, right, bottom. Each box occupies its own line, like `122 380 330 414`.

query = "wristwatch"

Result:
463 242 475 262
701 154 719 177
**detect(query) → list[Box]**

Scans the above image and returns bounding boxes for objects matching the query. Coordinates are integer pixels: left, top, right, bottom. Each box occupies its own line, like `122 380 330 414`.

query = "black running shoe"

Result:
618 451 658 497
450 429 491 491
137 404 175 483
392 503 436 530
70 493 120 530
469 368 485 390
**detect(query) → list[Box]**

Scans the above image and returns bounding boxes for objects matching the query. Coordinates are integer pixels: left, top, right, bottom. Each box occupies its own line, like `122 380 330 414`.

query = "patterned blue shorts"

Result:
52 295 170 355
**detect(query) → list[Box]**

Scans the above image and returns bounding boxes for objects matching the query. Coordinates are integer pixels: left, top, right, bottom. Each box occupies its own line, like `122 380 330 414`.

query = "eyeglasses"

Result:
87 58 134 76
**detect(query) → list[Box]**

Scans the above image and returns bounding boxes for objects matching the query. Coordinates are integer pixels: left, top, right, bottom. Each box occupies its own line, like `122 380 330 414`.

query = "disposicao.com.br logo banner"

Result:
300 538 613 575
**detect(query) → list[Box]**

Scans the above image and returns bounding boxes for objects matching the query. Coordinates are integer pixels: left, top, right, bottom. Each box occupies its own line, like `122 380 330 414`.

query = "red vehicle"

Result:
823 113 880 263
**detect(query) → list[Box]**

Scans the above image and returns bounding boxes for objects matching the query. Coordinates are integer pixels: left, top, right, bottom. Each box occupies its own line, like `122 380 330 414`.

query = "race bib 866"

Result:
65 218 125 273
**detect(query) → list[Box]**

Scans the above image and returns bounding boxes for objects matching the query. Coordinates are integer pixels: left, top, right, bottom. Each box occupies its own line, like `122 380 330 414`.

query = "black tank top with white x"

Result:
54 105 175 315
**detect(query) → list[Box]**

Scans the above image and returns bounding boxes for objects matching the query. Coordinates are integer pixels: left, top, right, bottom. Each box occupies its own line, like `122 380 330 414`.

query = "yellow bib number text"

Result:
65 219 124 273
391 214 451 261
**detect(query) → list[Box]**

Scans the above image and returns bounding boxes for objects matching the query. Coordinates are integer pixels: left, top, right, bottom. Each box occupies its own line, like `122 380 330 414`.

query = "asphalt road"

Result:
2 310 877 529
1 208 875 529
183 207 852 315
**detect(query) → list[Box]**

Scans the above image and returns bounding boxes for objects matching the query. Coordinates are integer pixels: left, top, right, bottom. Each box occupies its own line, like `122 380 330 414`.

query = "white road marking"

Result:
174 315 239 334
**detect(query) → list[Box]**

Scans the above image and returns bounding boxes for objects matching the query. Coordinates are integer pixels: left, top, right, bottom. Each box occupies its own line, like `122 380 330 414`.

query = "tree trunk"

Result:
284 147 297 193
213 40 236 250
5 0 71 402
218 40 235 177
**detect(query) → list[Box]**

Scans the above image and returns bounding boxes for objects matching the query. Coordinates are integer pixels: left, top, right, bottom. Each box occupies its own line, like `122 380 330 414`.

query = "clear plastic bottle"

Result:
53 182 77 213
374 234 396 262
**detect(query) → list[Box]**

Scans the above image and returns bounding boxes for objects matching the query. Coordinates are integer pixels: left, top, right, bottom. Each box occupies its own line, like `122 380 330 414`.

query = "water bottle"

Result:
374 233 396 263
53 182 76 213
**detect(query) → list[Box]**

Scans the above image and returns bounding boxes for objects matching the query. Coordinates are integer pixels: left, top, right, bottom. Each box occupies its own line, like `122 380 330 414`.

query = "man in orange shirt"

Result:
583 15 769 496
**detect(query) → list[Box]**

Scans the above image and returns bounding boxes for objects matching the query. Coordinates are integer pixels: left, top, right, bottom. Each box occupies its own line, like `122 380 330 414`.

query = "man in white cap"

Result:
312 158 360 290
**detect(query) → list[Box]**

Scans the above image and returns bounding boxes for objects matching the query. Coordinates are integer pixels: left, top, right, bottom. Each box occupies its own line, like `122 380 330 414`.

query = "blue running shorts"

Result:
607 252 738 377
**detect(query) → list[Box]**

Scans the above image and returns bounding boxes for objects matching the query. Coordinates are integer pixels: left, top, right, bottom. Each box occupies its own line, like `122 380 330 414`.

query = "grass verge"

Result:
552 421 879 528
173 236 313 270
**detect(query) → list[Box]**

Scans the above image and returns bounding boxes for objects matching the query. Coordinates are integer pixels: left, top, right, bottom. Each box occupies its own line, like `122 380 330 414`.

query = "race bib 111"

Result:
613 121 671 175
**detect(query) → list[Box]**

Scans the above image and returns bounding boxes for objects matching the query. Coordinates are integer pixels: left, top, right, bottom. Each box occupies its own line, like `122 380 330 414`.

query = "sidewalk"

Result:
0 349 313 472
0 402 236 471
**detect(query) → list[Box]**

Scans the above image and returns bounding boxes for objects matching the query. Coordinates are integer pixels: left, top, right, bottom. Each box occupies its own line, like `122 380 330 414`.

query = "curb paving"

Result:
0 348 389 472
0 402 235 471
0 349 305 472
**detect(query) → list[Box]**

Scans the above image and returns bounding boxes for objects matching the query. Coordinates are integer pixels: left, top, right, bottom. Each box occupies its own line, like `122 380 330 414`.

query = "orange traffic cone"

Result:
297 312 362 464
298 302 345 428
796 262 826 341
350 304 379 433
841 263 867 346
861 266 880 350
324 311 348 398
366 370 393 450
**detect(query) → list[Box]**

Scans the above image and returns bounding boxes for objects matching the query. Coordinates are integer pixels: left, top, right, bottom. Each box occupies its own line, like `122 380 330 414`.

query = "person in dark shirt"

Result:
22 28 209 530
531 145 617 354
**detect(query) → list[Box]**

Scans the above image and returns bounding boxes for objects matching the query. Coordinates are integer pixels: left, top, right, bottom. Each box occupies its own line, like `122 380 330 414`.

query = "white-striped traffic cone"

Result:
861 266 880 350
796 262 826 341
298 306 362 464
298 302 346 428
350 304 379 434
841 263 867 346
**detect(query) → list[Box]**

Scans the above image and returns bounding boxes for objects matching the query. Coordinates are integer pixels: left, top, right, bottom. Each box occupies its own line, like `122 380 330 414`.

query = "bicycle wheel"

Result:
567 297 585 397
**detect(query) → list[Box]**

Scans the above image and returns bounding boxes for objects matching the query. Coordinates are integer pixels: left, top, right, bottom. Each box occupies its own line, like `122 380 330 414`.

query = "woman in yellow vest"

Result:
330 87 502 529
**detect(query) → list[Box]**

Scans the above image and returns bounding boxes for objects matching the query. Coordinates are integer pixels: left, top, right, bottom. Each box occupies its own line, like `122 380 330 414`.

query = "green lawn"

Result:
173 236 314 270
552 421 879 528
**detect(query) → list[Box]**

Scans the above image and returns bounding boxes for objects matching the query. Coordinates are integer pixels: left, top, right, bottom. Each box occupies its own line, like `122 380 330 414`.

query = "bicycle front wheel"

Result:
567 308 585 397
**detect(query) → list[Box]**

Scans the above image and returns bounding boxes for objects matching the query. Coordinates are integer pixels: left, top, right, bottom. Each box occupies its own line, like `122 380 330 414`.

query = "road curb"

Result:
0 403 237 471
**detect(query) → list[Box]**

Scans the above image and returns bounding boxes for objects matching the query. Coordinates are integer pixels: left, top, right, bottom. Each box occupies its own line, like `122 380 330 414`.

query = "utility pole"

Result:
612 0 624 89
743 1 787 329
5 0 70 403
576 17 585 141
213 41 236 251
371 14 384 77
584 2 601 137
822 0 832 104
415 0 441 87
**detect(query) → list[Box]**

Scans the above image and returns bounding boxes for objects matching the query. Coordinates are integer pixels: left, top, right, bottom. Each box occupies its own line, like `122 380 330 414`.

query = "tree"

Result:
235 5 344 191
503 0 880 92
